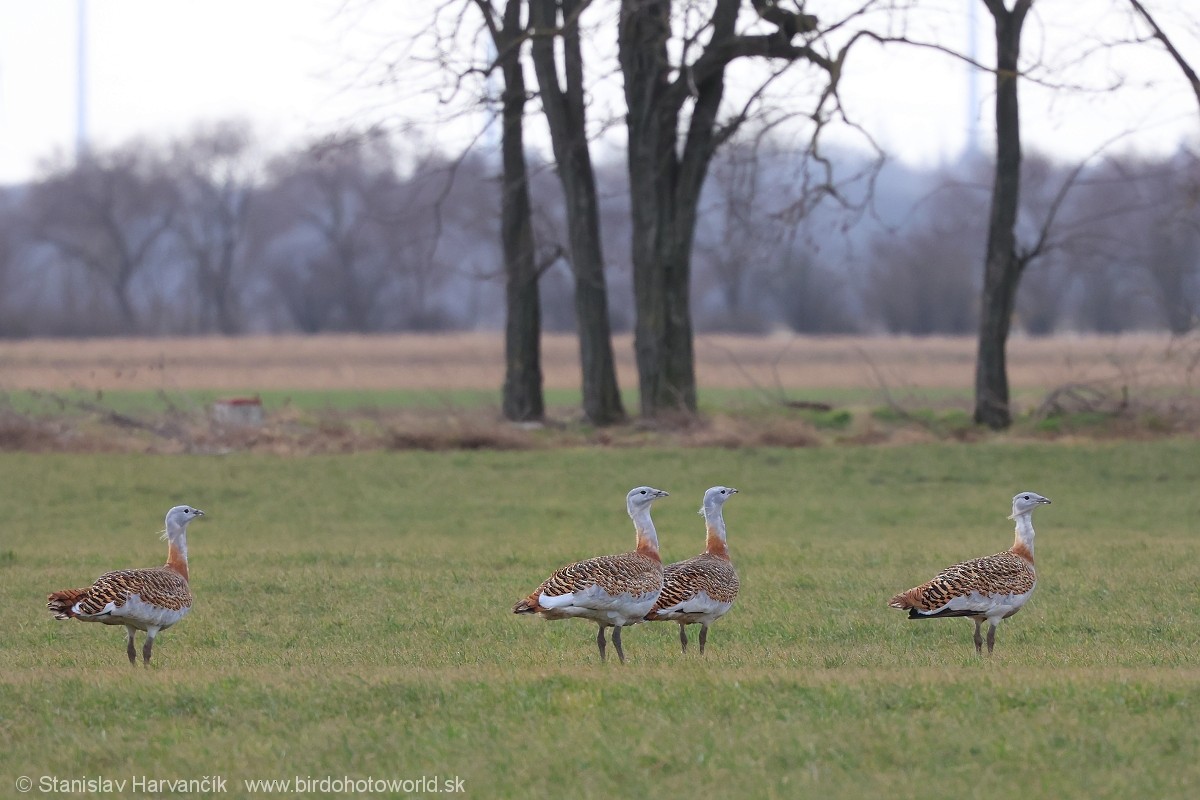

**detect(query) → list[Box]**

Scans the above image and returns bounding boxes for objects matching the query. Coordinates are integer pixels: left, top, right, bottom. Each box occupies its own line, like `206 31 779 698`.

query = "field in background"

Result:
2 443 1199 798
0 331 1194 394
1 333 1197 453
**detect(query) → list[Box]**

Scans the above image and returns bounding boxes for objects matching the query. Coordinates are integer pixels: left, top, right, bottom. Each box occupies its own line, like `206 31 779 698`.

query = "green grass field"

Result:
2 442 1199 798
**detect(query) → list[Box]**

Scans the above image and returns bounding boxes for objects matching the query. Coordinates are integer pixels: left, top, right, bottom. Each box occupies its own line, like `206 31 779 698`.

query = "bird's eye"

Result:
1023 495 1030 500
720 489 727 494
640 490 646 494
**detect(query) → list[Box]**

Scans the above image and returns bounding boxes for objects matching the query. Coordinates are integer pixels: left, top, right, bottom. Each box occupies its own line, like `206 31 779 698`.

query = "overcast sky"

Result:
0 0 1195 184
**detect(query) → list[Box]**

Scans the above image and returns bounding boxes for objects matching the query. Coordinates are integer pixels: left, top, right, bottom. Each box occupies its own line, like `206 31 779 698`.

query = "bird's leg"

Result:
986 623 997 656
612 626 626 664
596 625 607 662
679 624 688 654
973 619 984 656
699 624 709 655
125 626 137 667
142 629 158 667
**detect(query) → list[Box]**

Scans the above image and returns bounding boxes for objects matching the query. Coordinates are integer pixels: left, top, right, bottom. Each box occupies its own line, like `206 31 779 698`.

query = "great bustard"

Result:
48 505 205 666
888 491 1051 655
646 486 740 654
513 486 668 663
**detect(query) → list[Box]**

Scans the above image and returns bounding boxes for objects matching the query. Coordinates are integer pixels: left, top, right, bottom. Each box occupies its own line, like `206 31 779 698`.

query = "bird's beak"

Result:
1039 498 1051 505
729 488 739 494
195 509 206 517
657 490 670 498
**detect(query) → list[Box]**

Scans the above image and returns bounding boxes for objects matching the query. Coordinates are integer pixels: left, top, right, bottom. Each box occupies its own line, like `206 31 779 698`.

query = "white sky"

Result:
0 0 392 181
0 1 1196 184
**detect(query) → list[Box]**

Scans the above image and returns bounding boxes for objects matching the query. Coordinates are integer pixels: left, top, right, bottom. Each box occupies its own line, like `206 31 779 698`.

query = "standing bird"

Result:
48 505 205 667
646 486 740 654
513 486 668 663
888 491 1051 655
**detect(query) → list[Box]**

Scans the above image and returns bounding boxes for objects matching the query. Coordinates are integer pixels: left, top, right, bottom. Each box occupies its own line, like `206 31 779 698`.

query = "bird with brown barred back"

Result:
513 486 668 664
646 486 740 655
48 505 205 667
888 491 1051 655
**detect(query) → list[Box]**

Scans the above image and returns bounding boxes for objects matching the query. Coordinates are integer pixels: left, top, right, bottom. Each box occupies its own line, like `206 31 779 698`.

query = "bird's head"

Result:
163 505 205 536
1008 491 1050 520
700 486 738 515
626 486 669 516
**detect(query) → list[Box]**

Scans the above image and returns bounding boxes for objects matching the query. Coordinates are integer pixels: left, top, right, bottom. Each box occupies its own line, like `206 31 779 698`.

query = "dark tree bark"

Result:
481 0 546 422
974 0 1034 430
529 0 625 425
618 0 821 417
619 0 696 416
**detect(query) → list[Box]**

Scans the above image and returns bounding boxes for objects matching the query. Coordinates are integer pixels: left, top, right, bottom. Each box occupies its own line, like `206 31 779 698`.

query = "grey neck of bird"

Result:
630 505 659 553
1012 512 1035 559
703 502 728 544
167 521 189 564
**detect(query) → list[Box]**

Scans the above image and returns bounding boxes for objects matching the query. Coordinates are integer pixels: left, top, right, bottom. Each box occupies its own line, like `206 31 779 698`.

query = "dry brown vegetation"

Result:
1 331 1197 391
0 332 1197 453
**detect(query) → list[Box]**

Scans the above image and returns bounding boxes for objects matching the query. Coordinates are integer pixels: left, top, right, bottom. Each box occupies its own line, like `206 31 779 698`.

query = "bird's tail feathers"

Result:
512 596 542 615
47 588 88 620
887 589 919 610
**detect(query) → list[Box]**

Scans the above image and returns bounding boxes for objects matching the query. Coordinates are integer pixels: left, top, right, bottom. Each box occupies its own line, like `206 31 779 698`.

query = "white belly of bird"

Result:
76 594 191 631
538 584 662 626
939 588 1034 622
654 591 733 625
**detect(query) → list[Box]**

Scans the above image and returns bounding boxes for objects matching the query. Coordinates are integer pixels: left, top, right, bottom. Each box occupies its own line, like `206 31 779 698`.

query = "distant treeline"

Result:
0 121 1195 338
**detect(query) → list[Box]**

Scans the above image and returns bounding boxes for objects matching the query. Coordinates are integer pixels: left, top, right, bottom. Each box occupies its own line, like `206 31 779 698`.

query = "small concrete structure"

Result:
211 396 264 428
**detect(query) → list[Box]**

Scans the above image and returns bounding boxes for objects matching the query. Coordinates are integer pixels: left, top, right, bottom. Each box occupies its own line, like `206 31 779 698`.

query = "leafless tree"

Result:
1126 0 1200 116
618 0 844 416
971 0 1200 425
693 150 778 329
28 143 177 333
401 0 623 421
470 0 547 420
1080 151 1200 334
1142 227 1199 333
768 248 856 334
258 134 396 332
528 0 626 425
972 0 1035 429
167 121 258 334
865 173 985 335
690 145 857 334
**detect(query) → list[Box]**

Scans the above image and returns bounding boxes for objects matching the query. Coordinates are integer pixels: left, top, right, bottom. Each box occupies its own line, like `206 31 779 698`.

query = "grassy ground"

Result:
2 442 1199 798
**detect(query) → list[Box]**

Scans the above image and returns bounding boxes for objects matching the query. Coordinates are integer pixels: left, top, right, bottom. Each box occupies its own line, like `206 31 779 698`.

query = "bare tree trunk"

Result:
974 0 1033 430
617 0 820 417
618 0 743 416
495 0 545 422
529 0 625 425
182 198 245 335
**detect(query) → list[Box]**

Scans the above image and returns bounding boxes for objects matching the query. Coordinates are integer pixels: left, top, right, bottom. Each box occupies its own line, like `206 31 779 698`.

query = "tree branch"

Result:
1127 0 1200 116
